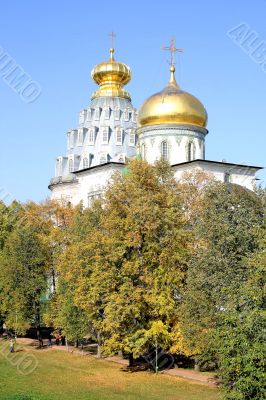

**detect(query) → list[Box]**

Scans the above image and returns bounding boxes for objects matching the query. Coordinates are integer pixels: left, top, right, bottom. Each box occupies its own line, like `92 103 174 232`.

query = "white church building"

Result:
49 43 262 206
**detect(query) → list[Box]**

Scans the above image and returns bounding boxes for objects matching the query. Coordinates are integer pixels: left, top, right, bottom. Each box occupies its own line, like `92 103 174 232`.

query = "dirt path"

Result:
161 368 218 385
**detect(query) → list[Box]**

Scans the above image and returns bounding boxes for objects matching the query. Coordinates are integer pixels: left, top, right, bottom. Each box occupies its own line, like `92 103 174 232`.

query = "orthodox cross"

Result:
108 31 116 48
162 37 183 67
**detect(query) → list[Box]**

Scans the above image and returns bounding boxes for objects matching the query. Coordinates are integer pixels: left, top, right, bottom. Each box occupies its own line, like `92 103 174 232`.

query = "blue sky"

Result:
0 0 265 203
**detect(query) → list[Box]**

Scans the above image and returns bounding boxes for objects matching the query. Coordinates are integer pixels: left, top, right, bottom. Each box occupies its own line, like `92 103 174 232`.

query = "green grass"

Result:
0 340 221 400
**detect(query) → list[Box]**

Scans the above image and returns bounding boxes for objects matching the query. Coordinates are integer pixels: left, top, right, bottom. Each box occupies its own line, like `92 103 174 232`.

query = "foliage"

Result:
0 224 48 334
56 160 190 358
215 206 266 399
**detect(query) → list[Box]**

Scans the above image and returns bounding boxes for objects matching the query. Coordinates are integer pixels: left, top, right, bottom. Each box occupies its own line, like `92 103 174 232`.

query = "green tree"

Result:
84 161 189 361
55 160 190 363
215 193 266 400
179 182 264 368
0 224 48 340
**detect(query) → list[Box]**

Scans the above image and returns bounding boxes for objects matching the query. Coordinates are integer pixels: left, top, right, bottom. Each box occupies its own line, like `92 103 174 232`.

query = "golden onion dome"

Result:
137 65 207 128
91 48 131 100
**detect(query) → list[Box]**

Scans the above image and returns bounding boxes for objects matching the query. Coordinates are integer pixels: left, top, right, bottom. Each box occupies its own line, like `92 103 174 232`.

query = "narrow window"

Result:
100 154 107 164
83 157 89 169
78 129 83 146
114 107 120 120
116 128 122 145
94 108 101 120
69 159 74 173
70 132 74 148
88 128 94 144
224 172 231 183
129 130 135 146
188 142 193 161
102 128 108 144
104 108 110 119
124 109 130 121
79 109 87 124
141 143 146 160
56 159 62 176
161 141 169 161
132 111 137 123
87 108 92 120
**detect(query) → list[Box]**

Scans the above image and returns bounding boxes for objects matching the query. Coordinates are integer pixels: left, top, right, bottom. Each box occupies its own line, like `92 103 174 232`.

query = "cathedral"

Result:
49 40 262 206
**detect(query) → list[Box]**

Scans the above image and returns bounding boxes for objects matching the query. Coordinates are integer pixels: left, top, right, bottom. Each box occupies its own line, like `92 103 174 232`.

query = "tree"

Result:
0 199 75 343
54 160 190 363
215 191 266 400
55 201 106 356
179 182 264 369
80 161 190 361
0 224 48 340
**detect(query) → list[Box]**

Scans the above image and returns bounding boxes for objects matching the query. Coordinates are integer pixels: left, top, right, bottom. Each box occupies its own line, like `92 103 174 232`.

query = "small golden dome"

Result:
91 48 132 100
137 65 207 128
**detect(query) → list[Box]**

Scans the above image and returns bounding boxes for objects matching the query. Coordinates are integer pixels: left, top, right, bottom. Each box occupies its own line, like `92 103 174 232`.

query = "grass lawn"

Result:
0 340 221 400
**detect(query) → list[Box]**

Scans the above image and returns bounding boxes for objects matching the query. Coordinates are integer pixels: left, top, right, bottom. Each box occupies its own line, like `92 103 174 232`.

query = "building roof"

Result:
172 159 263 171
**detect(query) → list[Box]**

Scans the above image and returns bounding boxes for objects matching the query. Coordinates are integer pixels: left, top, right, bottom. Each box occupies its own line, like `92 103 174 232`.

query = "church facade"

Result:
49 44 262 206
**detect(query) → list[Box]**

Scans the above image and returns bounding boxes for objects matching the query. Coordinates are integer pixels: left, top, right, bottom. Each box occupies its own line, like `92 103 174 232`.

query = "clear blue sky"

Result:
0 0 265 203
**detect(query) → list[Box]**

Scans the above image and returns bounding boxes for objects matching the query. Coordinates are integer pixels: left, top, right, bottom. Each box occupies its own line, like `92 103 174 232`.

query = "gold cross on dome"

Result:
108 31 116 48
162 37 183 67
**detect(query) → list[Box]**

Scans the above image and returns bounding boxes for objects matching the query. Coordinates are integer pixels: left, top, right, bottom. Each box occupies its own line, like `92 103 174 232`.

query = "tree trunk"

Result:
36 326 43 348
194 358 200 371
51 267 56 293
35 300 43 348
129 352 134 367
97 330 101 358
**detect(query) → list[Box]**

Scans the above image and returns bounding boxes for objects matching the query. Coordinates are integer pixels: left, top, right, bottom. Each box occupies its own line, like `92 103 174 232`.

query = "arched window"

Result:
141 143 146 160
161 141 169 161
69 159 74 173
187 142 193 161
187 141 195 161
114 107 120 120
129 130 135 146
224 172 231 183
104 107 110 119
100 154 107 164
56 159 62 176
77 129 83 146
124 109 130 121
102 128 108 144
88 128 95 144
83 157 89 169
94 108 101 120
87 108 92 120
70 131 74 148
116 128 123 145
132 111 137 123
79 109 87 124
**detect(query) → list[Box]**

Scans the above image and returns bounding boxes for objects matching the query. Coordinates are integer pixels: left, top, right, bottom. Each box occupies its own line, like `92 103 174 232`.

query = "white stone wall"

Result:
172 161 258 191
137 125 207 165
50 163 125 207
50 181 79 205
